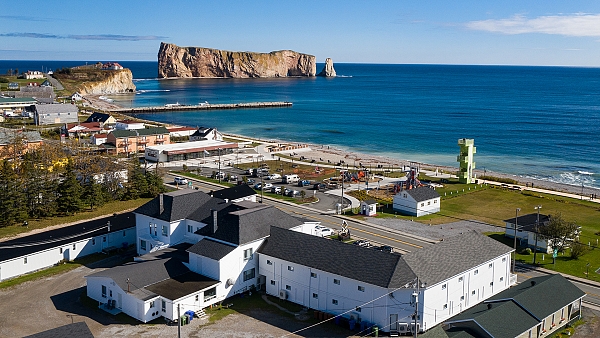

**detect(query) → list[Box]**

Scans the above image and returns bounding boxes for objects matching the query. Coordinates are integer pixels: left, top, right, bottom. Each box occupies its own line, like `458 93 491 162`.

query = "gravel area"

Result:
369 218 501 242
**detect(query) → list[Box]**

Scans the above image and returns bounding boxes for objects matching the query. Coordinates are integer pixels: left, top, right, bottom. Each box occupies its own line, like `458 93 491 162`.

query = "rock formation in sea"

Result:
318 58 336 77
157 42 316 78
77 69 136 95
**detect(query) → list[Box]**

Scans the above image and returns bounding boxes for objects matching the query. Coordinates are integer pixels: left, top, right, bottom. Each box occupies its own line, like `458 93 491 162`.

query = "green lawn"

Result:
0 198 152 239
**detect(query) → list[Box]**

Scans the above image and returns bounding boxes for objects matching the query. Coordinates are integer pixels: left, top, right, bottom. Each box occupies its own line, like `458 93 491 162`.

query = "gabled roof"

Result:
117 119 144 125
0 129 42 145
86 112 113 123
211 185 256 201
144 271 219 301
134 190 222 222
191 127 215 137
0 213 135 262
362 199 377 205
110 126 169 138
403 231 512 286
195 204 303 245
258 226 417 288
24 322 94 338
405 186 440 202
167 126 196 132
445 274 585 338
187 238 236 260
503 213 550 234
34 104 78 114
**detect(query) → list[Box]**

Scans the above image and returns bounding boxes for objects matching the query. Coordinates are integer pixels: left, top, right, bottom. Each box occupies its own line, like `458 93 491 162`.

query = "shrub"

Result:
0 77 9 83
570 241 589 259
479 175 518 185
520 248 532 255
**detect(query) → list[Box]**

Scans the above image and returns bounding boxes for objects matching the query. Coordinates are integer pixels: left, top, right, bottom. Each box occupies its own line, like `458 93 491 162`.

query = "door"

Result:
117 293 122 309
390 314 399 332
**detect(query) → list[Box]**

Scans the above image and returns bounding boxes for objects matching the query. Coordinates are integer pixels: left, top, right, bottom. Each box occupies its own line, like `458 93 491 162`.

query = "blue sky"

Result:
2 1 600 66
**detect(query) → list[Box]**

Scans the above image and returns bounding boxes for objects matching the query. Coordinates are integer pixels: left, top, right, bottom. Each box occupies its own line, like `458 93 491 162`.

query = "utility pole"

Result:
413 279 420 338
533 205 542 264
178 303 181 338
340 169 345 214
260 156 264 203
513 208 520 273
218 148 222 183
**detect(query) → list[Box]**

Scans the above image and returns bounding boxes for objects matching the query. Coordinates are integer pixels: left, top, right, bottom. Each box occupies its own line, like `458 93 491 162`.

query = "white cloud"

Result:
466 13 600 37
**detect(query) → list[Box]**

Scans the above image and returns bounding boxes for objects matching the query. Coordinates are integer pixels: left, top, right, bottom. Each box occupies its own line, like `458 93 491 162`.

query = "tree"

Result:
0 160 27 227
144 170 165 197
57 159 83 215
538 213 580 264
124 157 147 200
83 179 105 211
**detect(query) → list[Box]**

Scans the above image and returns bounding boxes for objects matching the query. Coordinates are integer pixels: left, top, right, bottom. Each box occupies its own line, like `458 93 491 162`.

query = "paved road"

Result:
165 173 432 253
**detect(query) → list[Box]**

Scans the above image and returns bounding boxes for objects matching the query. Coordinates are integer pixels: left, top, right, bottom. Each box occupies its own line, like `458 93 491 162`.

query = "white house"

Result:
23 70 44 79
189 127 223 141
360 199 378 216
258 229 515 335
34 104 79 126
115 119 145 130
437 274 585 338
91 133 108 145
0 213 136 282
211 185 257 203
393 186 440 217
503 213 578 254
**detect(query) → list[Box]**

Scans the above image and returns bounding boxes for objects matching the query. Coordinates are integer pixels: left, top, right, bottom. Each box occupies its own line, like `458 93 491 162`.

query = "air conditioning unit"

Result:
279 289 288 300
398 323 408 333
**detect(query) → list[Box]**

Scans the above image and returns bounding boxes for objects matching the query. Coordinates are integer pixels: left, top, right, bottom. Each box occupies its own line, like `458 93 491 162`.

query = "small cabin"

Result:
360 199 378 216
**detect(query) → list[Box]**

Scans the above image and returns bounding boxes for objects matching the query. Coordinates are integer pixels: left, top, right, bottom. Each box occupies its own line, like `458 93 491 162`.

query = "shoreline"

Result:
84 97 600 197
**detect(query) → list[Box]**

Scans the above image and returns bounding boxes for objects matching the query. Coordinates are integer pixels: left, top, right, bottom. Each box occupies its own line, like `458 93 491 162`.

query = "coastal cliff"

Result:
76 69 136 95
318 58 336 77
158 42 316 78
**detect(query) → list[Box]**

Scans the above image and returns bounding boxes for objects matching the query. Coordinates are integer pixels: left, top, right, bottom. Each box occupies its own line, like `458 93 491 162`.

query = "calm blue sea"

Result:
2 60 599 189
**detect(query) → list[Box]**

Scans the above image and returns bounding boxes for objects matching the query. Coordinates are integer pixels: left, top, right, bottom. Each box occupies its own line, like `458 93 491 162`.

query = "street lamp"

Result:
340 169 346 214
218 148 222 183
533 205 542 264
513 208 520 273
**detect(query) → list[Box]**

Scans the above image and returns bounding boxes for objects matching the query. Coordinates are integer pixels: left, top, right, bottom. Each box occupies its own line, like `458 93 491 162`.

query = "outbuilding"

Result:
360 199 378 216
392 186 440 217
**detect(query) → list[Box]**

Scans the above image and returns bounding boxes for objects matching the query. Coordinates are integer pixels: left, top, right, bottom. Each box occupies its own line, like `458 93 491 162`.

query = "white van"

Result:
285 174 300 184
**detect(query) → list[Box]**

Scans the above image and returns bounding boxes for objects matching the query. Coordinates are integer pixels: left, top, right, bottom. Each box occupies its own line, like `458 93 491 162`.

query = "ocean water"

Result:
2 61 599 189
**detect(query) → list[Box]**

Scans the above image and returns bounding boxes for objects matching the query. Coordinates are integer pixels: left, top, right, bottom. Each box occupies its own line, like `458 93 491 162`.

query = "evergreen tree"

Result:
83 178 106 210
124 157 147 200
0 160 27 227
57 159 83 215
144 170 165 197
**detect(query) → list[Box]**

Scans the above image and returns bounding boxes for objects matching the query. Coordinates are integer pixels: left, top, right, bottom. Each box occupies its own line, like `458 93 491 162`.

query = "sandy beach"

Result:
84 97 600 197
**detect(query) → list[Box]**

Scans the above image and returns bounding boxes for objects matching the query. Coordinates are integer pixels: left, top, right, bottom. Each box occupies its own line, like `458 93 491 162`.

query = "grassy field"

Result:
0 198 152 239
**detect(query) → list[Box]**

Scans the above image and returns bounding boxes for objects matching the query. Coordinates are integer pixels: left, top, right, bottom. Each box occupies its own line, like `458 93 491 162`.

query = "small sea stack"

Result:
318 58 336 77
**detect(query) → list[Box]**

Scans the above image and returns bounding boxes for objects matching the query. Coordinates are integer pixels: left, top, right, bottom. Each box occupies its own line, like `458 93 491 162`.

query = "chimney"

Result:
487 303 492 310
212 209 218 233
159 194 164 214
107 221 111 232
531 280 536 287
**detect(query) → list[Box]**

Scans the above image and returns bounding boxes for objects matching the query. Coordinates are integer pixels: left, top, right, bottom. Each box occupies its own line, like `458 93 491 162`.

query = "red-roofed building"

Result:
101 62 124 70
63 122 103 138
167 126 197 138
91 133 108 145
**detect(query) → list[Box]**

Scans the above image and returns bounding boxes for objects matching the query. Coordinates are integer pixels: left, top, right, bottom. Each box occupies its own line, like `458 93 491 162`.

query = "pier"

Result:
108 101 292 113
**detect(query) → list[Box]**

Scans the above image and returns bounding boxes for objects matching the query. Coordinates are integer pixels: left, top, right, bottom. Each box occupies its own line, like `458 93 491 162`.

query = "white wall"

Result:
0 228 134 281
86 276 148 322
136 213 188 255
393 194 440 217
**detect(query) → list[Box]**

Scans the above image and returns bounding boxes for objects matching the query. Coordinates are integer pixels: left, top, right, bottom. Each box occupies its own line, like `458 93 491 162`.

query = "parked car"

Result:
247 179 256 185
253 183 262 190
174 177 188 185
262 183 273 190
315 225 333 237
285 189 300 197
313 183 326 191
353 240 371 247
298 180 311 187
271 186 282 194
374 245 393 253
269 173 281 180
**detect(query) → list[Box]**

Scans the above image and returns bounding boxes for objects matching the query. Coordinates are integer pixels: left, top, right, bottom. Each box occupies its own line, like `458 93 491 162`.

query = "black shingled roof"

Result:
258 226 417 288
86 112 112 123
503 213 550 233
187 238 236 260
0 213 135 262
212 185 256 201
134 190 226 222
406 186 440 202
144 271 219 301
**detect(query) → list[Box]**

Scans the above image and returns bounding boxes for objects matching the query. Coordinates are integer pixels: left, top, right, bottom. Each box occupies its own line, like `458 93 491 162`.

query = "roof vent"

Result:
159 193 164 214
531 280 536 287
212 209 218 233
487 303 492 310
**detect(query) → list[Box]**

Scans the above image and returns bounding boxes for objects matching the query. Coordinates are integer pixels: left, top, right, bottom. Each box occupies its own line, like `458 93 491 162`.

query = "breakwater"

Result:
109 101 292 113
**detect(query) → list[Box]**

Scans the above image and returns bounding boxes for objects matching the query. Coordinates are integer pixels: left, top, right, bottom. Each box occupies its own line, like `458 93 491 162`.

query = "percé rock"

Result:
77 69 136 95
158 42 316 78
318 58 336 77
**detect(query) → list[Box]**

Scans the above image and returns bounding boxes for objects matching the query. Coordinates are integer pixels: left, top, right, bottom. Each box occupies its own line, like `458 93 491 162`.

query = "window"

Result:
460 296 464 301
123 230 126 237
154 224 157 236
421 203 425 207
243 268 256 282
288 266 294 271
103 236 107 243
458 277 463 282
332 299 338 305
489 263 493 268
434 200 437 204
162 225 168 236
244 248 253 261
195 295 199 302
109 290 112 297
490 282 494 287
403 193 407 198
472 290 476 295
187 225 193 233
267 260 273 265
334 279 340 285
59 248 63 254
358 286 365 292
24 257 27 264
286 285 291 291
150 301 155 308
149 223 152 234
312 293 318 299
73 243 76 250
140 240 147 251
102 285 107 298
204 287 217 302
427 201 431 205
502 257 506 262
442 284 447 290
443 304 448 309
92 238 96 245
311 272 317 278
474 269 478 275
162 300 166 312
500 277 504 282
356 307 362 312
270 280 275 286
